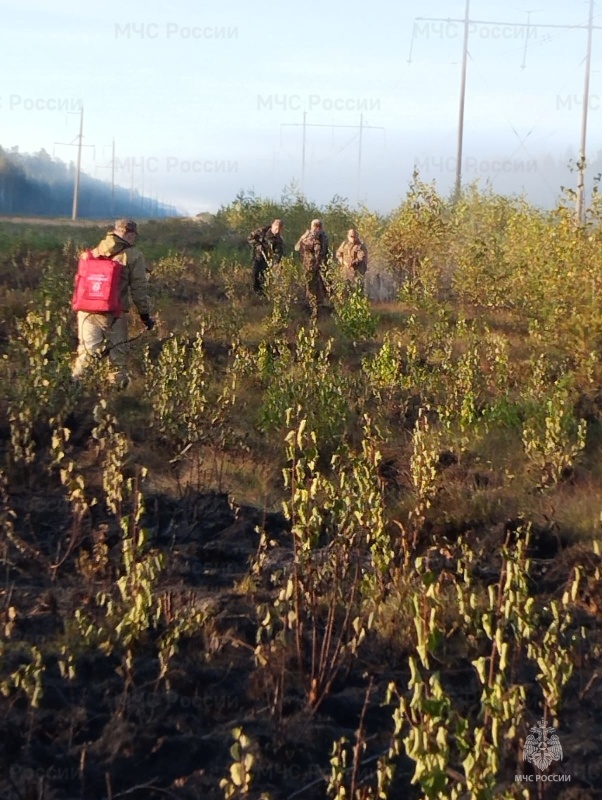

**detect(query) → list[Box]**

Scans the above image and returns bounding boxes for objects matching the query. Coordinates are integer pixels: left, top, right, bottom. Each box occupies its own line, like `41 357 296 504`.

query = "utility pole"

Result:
455 0 470 200
577 0 595 224
72 106 83 220
281 113 385 201
54 105 94 220
413 7 601 202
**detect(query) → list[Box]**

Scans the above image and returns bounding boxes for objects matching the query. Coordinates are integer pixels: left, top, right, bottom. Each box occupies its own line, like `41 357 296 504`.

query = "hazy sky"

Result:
1 0 600 214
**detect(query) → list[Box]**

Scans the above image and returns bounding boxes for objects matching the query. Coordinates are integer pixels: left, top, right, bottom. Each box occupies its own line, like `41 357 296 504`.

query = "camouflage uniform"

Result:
72 223 151 386
248 225 284 294
295 228 330 309
336 238 369 284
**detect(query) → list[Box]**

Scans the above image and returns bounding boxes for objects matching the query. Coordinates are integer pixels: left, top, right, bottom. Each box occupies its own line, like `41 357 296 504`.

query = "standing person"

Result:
294 219 330 311
247 219 284 294
72 218 154 389
336 228 368 289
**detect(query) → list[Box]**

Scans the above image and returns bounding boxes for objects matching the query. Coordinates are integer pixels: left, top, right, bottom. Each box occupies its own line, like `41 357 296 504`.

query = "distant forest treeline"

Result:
0 146 179 219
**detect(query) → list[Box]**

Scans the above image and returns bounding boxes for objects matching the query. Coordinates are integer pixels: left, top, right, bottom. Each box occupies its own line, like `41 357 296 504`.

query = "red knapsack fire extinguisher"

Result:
71 249 126 317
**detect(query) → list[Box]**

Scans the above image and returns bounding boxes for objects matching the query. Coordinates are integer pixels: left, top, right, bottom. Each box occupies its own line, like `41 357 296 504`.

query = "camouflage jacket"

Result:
336 239 369 278
248 226 284 264
294 230 329 270
92 232 150 315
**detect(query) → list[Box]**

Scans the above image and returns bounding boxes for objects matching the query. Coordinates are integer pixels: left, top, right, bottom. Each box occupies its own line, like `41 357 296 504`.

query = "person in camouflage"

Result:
294 219 330 311
247 219 284 294
72 218 154 389
336 228 368 289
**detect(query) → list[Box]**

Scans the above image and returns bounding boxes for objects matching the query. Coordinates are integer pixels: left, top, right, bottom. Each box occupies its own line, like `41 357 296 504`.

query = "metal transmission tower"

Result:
280 112 385 201
54 106 94 220
413 1 600 218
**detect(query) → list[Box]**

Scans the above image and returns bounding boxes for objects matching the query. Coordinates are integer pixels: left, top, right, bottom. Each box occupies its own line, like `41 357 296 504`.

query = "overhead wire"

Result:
464 12 600 200
399 5 602 194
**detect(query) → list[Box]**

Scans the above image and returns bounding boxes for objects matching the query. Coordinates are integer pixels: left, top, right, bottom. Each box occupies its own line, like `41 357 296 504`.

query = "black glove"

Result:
140 313 155 330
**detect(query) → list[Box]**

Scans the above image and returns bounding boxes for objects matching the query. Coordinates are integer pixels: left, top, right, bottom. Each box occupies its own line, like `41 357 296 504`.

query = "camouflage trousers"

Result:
341 263 367 283
252 256 269 294
305 267 329 310
72 311 129 384
340 267 367 295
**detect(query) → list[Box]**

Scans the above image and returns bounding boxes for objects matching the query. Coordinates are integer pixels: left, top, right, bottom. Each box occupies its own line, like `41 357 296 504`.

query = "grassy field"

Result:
1 181 602 800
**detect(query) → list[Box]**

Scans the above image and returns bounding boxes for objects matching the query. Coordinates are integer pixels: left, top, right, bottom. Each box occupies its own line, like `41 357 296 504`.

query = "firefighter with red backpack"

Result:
71 218 155 389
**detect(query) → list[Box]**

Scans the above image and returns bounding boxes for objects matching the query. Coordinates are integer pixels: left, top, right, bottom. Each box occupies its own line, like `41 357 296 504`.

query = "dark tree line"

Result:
0 146 179 218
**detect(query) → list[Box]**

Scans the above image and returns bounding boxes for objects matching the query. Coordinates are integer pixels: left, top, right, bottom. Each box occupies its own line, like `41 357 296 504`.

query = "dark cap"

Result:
114 218 138 234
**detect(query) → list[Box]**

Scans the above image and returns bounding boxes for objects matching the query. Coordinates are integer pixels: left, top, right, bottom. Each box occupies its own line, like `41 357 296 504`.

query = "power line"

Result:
414 15 602 31
280 113 385 202
413 1 598 219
